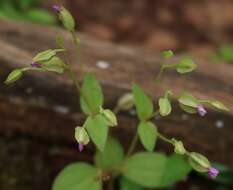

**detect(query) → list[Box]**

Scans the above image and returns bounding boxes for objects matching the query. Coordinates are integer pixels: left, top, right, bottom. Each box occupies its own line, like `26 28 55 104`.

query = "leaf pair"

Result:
133 84 157 152
80 74 117 151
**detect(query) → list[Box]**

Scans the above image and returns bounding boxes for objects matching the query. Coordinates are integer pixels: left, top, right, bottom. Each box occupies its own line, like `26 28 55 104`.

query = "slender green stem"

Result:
157 131 173 144
126 131 139 157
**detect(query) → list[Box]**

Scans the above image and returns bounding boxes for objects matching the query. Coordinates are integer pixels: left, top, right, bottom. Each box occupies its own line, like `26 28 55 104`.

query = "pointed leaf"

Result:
84 115 108 151
138 121 157 152
133 84 153 120
52 163 101 190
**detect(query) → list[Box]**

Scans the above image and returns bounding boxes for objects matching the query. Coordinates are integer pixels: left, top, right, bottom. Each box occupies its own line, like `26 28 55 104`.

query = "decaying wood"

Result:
0 20 233 171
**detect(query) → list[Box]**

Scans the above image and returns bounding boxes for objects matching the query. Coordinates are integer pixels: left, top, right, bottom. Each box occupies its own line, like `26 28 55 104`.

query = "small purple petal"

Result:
78 143 84 152
31 62 41 68
197 105 207 117
52 5 61 13
208 167 219 178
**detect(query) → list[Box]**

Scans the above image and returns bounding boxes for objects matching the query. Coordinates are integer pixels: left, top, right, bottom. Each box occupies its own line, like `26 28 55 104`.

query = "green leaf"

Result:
163 50 174 59
123 152 167 188
133 84 153 120
188 152 210 172
33 49 64 62
138 121 157 152
100 108 118 127
25 9 56 25
123 153 191 188
59 7 75 31
52 163 101 190
84 115 108 151
160 154 191 187
5 69 23 85
95 137 124 169
179 103 197 114
120 177 143 190
80 74 103 115
41 57 66 74
218 45 233 62
210 101 229 112
159 97 172 116
176 58 197 74
178 92 199 108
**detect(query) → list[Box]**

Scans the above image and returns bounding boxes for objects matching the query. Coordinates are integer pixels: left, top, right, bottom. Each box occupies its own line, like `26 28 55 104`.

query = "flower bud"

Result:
58 7 75 32
52 5 61 13
117 93 134 111
75 127 90 152
172 139 186 155
208 167 219 178
197 105 207 117
5 69 23 85
188 152 210 172
100 108 117 127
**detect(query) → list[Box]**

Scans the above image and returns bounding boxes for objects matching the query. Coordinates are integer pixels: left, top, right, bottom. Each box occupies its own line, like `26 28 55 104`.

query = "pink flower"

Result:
52 5 61 13
208 167 219 178
78 143 84 152
197 105 207 117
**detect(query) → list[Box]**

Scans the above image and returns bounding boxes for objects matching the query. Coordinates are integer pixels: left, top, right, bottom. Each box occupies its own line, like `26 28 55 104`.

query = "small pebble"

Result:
215 120 224 128
96 60 110 69
53 105 70 114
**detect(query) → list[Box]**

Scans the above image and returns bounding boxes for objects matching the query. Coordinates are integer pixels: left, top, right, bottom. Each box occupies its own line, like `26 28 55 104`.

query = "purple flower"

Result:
197 105 207 117
31 62 41 68
52 5 61 13
208 167 219 178
78 143 84 152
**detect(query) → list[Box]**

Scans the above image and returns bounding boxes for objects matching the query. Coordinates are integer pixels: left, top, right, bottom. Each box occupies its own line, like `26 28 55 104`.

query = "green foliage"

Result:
75 127 90 145
218 45 233 63
100 108 118 127
178 92 198 113
59 7 75 31
80 74 104 115
0 0 56 25
119 178 143 190
138 121 157 152
40 57 66 74
163 50 174 59
4 69 23 85
132 84 153 121
84 115 108 151
123 152 191 188
95 137 124 169
176 58 197 74
159 97 172 116
52 163 101 190
188 152 210 172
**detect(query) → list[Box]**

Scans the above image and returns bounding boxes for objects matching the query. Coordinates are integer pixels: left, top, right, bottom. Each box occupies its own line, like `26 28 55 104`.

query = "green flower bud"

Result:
75 126 90 145
5 69 23 85
59 7 75 32
172 139 186 155
100 108 117 127
188 152 211 172
163 50 174 59
117 93 134 111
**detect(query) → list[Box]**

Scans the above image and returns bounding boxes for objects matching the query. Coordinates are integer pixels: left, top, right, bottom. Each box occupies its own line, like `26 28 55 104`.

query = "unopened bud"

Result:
75 127 89 152
188 152 210 172
172 139 186 155
117 93 134 111
100 108 117 127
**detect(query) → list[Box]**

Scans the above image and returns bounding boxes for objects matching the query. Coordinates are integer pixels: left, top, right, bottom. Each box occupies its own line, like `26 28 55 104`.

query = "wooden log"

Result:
0 20 233 169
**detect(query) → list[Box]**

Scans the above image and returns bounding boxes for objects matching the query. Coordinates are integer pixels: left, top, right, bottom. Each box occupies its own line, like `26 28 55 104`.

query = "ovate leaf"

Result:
80 74 103 115
160 154 191 187
138 121 157 152
95 137 124 169
5 69 23 85
133 84 153 120
52 163 101 190
123 152 167 188
120 177 143 190
84 114 108 151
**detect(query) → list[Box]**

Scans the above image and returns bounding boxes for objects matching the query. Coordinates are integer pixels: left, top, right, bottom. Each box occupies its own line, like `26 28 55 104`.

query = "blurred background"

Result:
0 0 233 190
